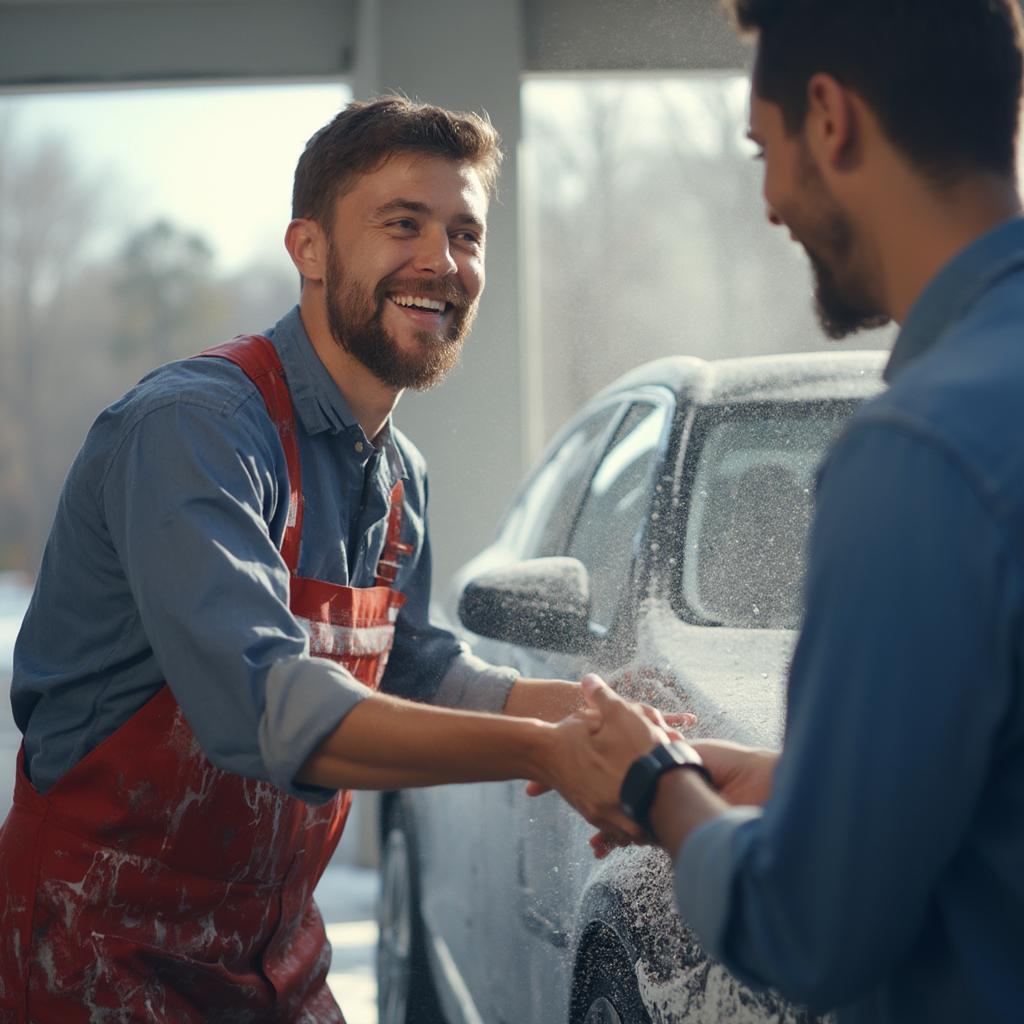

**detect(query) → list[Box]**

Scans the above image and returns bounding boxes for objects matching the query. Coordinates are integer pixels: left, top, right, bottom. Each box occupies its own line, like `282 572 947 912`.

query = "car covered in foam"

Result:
377 350 886 1024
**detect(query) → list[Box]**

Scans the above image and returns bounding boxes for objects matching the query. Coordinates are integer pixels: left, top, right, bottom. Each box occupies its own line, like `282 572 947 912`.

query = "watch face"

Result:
659 744 688 769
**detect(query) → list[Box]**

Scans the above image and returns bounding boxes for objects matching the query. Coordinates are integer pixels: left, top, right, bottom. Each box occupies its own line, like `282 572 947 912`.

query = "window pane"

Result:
682 407 850 628
504 404 621 559
0 83 349 574
521 76 893 443
568 402 669 629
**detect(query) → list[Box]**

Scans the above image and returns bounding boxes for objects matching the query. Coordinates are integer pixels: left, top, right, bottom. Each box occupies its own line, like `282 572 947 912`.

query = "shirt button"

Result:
354 441 365 453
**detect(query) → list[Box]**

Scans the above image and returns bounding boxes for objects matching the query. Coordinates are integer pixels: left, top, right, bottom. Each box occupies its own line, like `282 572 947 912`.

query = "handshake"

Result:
532 674 779 859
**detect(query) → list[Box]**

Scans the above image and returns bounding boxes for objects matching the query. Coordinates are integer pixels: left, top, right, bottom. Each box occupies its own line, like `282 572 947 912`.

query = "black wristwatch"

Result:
619 740 714 833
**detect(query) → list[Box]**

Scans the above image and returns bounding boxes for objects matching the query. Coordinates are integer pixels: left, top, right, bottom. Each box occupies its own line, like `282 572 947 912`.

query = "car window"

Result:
681 404 851 628
498 403 621 560
566 401 670 631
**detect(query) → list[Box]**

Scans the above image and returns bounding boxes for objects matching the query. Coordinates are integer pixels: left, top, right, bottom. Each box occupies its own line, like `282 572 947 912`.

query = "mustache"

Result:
375 276 471 310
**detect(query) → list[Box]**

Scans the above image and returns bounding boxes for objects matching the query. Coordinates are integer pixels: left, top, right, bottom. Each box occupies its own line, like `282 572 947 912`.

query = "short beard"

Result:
796 146 890 341
324 242 477 390
809 247 890 341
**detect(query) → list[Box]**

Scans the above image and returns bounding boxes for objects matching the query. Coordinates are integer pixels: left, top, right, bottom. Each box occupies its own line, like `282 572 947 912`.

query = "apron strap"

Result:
198 336 303 574
374 480 414 587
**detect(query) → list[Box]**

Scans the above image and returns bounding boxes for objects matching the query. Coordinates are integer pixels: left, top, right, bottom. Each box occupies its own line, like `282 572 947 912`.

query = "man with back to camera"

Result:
0 97 680 1022
556 1 1024 1020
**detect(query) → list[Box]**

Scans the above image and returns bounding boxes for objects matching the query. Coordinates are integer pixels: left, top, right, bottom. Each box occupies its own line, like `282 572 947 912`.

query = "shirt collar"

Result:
265 305 407 479
885 216 1024 382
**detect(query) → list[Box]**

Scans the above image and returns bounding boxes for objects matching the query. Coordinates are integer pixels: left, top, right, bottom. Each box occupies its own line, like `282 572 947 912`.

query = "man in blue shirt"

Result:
0 98 662 1020
563 1 1024 1021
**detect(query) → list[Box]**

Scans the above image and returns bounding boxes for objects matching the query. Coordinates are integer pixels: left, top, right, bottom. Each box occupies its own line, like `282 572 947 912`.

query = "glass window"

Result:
0 83 349 575
498 403 620 560
567 402 670 630
520 76 895 445
681 405 851 628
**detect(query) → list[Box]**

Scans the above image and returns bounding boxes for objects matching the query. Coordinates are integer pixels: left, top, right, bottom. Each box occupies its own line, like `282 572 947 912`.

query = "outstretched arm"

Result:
296 688 651 842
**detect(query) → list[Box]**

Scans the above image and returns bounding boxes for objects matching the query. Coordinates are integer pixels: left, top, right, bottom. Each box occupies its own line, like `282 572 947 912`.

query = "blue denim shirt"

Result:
675 218 1024 1022
12 306 516 800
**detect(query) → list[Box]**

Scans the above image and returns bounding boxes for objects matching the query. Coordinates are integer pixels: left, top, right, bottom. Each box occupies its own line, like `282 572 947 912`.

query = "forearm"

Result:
648 768 730 859
296 690 555 790
502 677 583 722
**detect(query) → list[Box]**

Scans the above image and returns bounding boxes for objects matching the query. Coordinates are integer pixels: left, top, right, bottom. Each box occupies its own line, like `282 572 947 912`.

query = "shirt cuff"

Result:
674 806 763 961
431 650 519 713
258 654 372 803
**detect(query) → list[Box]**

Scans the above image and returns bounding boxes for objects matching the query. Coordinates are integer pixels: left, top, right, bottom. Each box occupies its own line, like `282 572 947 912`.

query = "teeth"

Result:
391 294 446 312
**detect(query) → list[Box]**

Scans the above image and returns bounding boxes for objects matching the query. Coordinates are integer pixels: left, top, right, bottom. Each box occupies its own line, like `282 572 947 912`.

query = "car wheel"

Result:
577 939 651 1024
376 798 444 1024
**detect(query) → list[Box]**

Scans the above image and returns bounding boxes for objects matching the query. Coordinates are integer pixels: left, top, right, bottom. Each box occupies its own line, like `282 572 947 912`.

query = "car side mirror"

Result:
457 557 595 654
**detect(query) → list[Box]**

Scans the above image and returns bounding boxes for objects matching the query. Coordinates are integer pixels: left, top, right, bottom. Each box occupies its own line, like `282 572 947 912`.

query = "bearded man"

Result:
563 1 1024 1022
0 97 665 1022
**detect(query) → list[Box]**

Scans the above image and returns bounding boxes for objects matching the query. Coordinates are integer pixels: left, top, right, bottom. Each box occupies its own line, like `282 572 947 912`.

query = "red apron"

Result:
0 334 410 1023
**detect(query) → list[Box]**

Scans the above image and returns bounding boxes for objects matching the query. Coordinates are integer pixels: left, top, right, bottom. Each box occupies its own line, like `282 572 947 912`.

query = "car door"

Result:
439 401 624 1024
512 396 676 1017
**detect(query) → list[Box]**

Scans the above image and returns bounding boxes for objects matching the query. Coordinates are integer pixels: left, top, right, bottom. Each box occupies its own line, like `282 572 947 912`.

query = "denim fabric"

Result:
13 306 516 800
676 218 1024 1022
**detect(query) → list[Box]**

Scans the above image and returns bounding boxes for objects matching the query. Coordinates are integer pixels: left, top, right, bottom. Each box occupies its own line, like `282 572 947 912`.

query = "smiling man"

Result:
0 98 659 1023
565 1 1024 1022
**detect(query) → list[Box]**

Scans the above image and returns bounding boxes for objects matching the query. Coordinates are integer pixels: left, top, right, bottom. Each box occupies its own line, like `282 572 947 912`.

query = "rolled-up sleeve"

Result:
102 395 369 801
673 418 1015 1010
432 650 519 713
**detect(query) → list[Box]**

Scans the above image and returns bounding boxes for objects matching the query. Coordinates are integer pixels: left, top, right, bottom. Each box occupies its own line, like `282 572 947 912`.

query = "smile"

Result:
389 294 449 314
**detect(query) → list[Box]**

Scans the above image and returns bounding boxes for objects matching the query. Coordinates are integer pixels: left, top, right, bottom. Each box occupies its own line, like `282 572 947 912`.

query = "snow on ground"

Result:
317 862 380 1023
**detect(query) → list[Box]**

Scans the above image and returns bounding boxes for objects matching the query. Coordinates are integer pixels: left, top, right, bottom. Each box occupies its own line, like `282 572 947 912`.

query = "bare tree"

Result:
0 124 104 569
111 218 222 369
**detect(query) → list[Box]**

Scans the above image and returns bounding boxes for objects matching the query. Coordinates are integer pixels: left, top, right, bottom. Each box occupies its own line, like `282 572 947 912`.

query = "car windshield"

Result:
680 403 853 629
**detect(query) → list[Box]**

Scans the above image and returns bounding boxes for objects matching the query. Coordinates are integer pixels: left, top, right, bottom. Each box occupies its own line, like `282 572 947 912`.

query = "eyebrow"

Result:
374 198 486 233
375 198 430 218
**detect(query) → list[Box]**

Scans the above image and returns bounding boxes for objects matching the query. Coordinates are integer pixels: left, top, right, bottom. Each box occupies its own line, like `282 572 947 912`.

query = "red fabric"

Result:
0 335 408 1022
202 335 304 570
375 481 414 587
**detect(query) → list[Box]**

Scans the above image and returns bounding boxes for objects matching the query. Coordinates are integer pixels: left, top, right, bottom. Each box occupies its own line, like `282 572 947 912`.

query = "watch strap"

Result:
619 740 713 832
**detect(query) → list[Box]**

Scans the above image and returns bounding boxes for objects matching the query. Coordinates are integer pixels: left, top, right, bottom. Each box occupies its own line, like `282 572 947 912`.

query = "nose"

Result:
766 205 783 227
413 226 457 276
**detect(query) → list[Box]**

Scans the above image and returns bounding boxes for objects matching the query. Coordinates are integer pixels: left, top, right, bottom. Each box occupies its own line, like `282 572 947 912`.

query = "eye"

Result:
388 218 418 233
452 229 483 248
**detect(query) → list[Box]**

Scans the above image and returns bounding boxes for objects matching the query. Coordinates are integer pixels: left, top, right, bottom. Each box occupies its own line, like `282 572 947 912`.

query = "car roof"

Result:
593 349 888 406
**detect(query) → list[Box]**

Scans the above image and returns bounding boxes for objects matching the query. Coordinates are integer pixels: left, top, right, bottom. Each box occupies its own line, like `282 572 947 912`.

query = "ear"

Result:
285 218 328 284
805 72 859 171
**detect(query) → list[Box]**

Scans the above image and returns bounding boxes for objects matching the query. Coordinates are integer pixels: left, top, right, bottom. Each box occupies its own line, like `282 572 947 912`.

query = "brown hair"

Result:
292 95 503 227
726 0 1024 183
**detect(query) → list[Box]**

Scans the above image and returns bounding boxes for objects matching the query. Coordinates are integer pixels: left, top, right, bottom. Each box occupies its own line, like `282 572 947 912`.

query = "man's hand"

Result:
505 675 695 732
528 674 743 861
527 674 677 844
532 707 664 845
692 739 779 806
523 676 694 799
